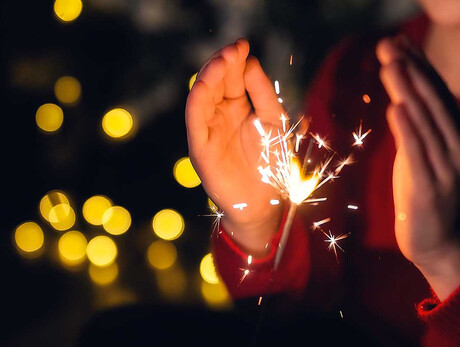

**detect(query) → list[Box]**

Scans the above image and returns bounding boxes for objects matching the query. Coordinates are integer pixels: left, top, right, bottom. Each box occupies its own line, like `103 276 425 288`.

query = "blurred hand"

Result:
377 36 460 300
185 39 284 256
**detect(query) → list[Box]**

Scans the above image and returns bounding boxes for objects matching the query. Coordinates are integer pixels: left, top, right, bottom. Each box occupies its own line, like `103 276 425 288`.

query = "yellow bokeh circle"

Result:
201 281 232 309
14 222 44 253
89 262 118 286
49 203 76 231
200 253 219 284
58 230 87 265
102 206 131 235
86 236 118 267
173 157 201 188
188 72 197 91
39 190 70 222
146 240 177 270
102 108 133 139
156 266 186 300
54 76 81 105
36 103 64 132
54 0 83 22
82 195 113 226
152 209 184 241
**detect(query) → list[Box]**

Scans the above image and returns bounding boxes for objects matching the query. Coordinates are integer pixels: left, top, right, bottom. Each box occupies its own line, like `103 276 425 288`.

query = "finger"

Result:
399 57 460 172
380 60 451 181
196 56 226 104
376 37 405 66
222 39 250 99
185 80 210 153
386 103 435 187
244 55 284 124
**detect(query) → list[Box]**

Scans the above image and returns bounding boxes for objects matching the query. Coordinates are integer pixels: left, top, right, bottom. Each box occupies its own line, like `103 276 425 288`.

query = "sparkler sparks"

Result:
322 229 350 262
201 204 224 237
312 217 331 230
233 203 248 210
253 112 363 268
352 120 372 146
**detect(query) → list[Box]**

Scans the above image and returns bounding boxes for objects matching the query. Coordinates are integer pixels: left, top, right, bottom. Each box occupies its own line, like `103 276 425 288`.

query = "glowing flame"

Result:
287 159 319 205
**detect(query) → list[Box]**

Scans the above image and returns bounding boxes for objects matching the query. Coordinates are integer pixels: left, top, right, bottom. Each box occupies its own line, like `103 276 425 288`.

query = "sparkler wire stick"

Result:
273 202 297 271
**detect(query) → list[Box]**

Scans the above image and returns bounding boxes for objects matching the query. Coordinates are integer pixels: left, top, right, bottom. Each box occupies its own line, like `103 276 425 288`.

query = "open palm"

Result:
185 39 285 253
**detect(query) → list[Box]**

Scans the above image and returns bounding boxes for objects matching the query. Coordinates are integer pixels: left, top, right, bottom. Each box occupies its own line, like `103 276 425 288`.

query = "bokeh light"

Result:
152 209 184 241
86 235 117 267
200 253 219 284
102 108 133 139
156 265 186 300
362 93 371 104
54 76 81 105
146 240 177 270
89 262 118 286
102 206 131 235
201 281 232 309
35 103 63 132
39 190 70 222
48 204 76 231
54 0 83 23
173 157 201 188
208 197 218 211
14 222 44 253
82 195 113 226
58 230 87 266
188 72 197 91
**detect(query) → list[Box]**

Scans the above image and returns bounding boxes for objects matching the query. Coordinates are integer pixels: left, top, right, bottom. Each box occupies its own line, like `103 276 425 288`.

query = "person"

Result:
185 1 460 345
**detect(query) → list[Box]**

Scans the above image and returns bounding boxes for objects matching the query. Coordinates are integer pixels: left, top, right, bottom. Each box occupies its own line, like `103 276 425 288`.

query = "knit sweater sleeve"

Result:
418 285 460 346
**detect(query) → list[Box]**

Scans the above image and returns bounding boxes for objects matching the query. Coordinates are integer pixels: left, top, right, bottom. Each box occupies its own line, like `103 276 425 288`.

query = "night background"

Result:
1 0 419 345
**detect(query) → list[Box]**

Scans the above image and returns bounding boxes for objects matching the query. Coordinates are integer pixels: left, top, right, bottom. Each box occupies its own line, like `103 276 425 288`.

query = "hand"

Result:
377 36 460 300
185 39 284 256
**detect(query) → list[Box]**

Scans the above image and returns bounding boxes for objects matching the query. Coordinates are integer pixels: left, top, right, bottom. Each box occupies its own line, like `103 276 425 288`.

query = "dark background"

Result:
0 0 419 345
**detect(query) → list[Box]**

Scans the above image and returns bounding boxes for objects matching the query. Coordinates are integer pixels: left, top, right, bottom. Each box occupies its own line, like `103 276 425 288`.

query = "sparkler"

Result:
254 107 370 268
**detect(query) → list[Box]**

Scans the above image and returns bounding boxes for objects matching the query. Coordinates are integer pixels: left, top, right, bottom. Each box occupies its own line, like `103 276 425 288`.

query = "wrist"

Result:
221 204 284 258
415 242 460 301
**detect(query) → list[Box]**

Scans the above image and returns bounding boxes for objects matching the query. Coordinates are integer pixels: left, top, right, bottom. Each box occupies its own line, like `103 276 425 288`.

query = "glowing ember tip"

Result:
288 159 319 205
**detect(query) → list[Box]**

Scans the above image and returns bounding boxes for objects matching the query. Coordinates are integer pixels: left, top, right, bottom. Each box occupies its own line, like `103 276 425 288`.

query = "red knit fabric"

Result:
212 13 460 345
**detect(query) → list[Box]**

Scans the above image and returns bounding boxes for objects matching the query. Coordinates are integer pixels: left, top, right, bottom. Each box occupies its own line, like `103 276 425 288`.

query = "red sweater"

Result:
212 14 460 346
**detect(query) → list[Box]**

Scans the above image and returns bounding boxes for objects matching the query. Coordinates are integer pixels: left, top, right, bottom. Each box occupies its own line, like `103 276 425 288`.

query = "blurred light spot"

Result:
58 230 87 265
49 204 76 231
146 240 177 270
54 76 81 105
398 212 407 221
39 190 70 222
89 262 118 285
82 195 112 226
86 235 117 267
14 222 44 253
208 198 218 211
362 94 371 104
156 265 186 300
102 108 133 138
36 103 63 132
188 72 197 91
102 206 131 235
152 209 184 240
54 0 82 22
173 157 201 188
200 253 219 284
201 280 232 309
